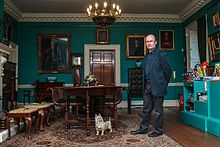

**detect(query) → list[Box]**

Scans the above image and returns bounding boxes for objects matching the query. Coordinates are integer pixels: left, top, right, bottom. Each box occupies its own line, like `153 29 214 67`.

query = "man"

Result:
130 34 171 137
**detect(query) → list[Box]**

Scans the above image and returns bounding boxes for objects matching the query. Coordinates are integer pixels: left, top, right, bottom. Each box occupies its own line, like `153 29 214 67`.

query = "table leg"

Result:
65 105 68 131
27 116 33 139
86 91 90 136
35 113 40 134
46 107 52 126
38 109 44 131
6 116 11 140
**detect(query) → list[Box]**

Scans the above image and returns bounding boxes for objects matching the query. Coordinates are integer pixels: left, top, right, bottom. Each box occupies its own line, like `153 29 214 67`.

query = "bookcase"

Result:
181 80 220 137
127 68 143 114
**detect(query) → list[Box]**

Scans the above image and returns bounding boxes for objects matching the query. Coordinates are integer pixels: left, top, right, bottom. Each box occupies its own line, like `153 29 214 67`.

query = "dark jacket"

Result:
144 48 171 97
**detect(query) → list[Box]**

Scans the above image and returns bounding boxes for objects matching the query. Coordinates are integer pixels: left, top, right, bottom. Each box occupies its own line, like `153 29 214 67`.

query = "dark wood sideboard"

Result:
3 61 16 111
35 82 64 102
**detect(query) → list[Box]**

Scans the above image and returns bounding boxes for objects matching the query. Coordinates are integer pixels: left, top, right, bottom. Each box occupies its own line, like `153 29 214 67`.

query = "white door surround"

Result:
84 44 121 86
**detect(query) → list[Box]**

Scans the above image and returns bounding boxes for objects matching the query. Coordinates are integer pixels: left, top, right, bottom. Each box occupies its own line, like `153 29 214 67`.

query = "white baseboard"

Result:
118 100 179 109
0 124 17 143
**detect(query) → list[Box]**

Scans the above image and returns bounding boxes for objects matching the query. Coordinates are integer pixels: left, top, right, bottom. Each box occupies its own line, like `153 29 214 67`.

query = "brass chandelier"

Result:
86 0 121 27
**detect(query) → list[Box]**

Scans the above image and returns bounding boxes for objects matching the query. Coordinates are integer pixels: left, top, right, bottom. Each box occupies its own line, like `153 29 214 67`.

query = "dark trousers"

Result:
140 83 164 133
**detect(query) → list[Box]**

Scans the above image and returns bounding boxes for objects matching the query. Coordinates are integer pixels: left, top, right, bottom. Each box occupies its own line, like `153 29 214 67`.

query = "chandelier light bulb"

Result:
104 2 107 8
87 8 90 13
89 5 92 10
95 3 98 9
118 9 121 14
116 5 119 10
112 3 116 9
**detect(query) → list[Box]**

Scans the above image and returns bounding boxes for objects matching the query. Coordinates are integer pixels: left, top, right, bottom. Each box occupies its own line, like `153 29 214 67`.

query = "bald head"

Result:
145 34 157 52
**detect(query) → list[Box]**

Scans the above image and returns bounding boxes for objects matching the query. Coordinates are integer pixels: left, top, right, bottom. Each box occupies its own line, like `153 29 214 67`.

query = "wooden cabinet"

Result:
35 82 64 102
127 68 143 114
3 61 16 111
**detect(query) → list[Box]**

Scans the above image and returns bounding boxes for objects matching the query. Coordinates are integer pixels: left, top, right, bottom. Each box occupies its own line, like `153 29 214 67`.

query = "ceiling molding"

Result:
178 0 211 21
4 0 211 23
4 0 22 20
19 13 181 23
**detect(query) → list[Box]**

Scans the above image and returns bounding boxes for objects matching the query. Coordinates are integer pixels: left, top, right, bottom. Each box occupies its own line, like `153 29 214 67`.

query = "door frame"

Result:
84 44 121 86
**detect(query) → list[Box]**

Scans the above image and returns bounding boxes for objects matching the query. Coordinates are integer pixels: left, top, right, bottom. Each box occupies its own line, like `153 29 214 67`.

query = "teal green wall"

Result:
0 0 3 40
182 0 220 65
16 22 185 102
8 1 220 103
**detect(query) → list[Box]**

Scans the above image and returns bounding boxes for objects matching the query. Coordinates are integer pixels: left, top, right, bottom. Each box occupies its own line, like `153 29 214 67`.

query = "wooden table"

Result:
23 103 54 131
49 85 122 135
6 108 40 139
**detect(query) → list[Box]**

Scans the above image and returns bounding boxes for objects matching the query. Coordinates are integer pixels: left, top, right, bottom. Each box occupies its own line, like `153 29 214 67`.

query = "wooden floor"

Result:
163 107 220 147
128 107 220 147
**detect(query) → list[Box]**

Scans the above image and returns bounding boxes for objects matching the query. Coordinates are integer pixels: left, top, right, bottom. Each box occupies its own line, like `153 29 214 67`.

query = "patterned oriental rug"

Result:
2 113 182 147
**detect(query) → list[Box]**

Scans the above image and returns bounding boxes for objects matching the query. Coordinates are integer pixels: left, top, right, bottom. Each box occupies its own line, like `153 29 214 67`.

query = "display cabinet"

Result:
181 80 220 137
127 67 143 114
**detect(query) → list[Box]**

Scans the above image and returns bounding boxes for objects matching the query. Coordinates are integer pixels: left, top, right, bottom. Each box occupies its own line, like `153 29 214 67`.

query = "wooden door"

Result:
90 50 115 85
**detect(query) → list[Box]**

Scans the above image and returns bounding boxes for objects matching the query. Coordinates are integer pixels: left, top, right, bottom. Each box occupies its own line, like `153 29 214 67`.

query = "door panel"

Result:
90 50 115 85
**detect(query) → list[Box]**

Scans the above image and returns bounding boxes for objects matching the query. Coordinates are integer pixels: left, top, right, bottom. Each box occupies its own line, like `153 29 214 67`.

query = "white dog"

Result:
95 114 112 135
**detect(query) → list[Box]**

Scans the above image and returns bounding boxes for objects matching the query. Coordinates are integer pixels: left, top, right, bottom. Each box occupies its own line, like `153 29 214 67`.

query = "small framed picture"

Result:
212 12 220 27
96 28 109 44
126 34 146 59
159 30 174 50
72 53 83 66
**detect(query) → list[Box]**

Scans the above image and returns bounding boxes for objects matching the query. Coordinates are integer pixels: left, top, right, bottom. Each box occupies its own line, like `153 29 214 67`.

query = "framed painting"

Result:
38 34 71 74
212 12 220 27
159 30 174 50
96 28 109 44
126 34 146 59
208 32 220 62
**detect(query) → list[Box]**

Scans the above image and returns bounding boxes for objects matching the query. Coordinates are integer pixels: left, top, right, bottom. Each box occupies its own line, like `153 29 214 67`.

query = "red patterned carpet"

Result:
2 110 182 147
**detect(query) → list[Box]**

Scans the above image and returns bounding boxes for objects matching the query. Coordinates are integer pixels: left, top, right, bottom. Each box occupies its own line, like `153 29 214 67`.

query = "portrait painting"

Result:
38 34 71 73
159 30 174 50
126 34 146 59
72 53 83 66
96 28 109 44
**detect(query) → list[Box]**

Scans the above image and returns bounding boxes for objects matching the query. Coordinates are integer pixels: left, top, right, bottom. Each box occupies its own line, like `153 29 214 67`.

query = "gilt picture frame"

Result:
208 32 220 62
159 30 174 50
38 34 71 74
212 12 220 28
96 28 109 44
126 34 146 59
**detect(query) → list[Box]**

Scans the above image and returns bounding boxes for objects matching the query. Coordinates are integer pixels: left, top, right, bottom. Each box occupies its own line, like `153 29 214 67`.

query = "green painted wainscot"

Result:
180 79 220 137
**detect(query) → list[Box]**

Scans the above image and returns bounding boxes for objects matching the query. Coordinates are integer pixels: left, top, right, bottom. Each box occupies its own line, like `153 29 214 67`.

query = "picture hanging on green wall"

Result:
159 30 174 50
126 34 146 59
212 12 220 28
208 32 220 62
96 28 109 45
38 34 71 74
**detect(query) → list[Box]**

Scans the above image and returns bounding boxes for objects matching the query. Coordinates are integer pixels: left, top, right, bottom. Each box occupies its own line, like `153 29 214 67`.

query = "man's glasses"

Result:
145 41 155 43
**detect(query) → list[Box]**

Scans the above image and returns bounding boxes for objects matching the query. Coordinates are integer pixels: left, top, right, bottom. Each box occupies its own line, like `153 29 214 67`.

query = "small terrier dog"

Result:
95 113 112 135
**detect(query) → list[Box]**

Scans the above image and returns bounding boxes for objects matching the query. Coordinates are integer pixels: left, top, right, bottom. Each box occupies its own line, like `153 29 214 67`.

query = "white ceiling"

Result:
4 0 211 22
9 0 192 14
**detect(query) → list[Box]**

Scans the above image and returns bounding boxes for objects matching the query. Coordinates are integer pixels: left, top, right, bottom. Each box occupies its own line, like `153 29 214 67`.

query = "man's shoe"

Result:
148 131 163 137
130 129 147 135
